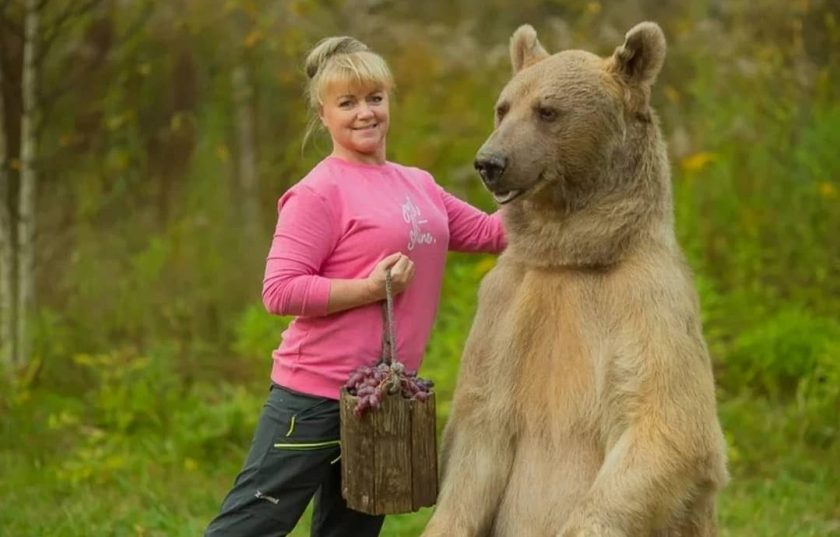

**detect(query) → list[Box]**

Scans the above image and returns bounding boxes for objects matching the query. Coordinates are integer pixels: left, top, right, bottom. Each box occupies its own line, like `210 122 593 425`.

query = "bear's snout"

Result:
475 153 507 190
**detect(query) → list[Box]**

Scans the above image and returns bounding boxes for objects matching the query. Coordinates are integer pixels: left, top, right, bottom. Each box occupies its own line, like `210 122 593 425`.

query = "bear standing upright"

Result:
420 22 729 537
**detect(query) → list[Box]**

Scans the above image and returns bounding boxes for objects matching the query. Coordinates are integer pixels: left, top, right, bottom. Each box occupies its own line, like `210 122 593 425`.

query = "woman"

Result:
205 35 506 537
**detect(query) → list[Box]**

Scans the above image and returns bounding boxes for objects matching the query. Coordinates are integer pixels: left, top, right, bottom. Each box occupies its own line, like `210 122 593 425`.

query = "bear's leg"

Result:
556 427 724 537
420 405 515 537
659 490 718 537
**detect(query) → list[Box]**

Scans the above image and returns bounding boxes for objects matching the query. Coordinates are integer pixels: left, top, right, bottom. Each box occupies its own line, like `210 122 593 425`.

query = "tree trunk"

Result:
16 0 39 366
232 64 260 242
0 52 15 371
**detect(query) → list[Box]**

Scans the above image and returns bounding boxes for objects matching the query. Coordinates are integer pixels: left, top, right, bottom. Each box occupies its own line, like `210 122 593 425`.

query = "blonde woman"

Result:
204 36 505 537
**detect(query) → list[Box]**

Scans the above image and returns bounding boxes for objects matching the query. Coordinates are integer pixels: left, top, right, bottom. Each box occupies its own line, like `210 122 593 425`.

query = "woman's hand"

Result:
324 253 415 314
366 252 416 300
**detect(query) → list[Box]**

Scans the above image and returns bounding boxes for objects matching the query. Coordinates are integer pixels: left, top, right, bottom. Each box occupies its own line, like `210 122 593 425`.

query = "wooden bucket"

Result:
339 389 438 514
339 272 438 515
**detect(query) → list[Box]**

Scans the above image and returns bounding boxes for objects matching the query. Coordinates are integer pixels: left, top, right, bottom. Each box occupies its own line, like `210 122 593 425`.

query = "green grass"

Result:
716 398 840 537
2 388 837 536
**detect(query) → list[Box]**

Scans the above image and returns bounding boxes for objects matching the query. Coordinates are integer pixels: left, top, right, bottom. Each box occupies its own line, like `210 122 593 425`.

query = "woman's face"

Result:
320 83 389 164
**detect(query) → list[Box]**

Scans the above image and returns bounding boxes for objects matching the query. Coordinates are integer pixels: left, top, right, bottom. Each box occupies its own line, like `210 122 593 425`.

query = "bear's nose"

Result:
474 154 507 189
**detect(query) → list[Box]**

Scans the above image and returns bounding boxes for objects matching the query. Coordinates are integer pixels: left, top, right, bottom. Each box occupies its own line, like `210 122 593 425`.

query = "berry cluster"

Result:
344 362 434 417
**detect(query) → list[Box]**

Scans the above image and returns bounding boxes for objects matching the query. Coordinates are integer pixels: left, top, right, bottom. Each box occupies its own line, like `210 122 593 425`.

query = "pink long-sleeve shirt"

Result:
263 156 506 399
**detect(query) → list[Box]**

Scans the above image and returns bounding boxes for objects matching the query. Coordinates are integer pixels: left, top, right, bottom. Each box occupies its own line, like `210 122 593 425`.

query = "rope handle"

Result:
380 268 397 365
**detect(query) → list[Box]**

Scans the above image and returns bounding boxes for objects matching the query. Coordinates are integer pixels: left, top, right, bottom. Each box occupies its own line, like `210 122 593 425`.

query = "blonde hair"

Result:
302 36 395 148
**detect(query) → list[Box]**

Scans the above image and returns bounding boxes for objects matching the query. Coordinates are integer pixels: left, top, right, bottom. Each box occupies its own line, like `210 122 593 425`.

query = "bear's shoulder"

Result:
609 251 699 312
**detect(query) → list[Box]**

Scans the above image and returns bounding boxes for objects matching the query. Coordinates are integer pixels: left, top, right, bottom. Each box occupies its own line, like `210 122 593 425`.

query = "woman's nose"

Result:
357 103 374 117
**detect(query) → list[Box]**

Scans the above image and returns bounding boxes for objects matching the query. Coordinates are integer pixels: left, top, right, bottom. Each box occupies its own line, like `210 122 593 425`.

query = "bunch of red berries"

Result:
344 362 434 417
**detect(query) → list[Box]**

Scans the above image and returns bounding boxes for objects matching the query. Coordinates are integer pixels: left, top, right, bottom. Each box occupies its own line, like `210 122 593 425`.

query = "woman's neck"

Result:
330 145 386 166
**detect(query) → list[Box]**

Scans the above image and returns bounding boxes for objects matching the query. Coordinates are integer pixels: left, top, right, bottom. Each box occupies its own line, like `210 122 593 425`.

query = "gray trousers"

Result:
204 385 385 537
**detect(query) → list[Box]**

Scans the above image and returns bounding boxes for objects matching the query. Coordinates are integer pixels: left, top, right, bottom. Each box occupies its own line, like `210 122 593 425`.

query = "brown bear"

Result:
420 22 729 537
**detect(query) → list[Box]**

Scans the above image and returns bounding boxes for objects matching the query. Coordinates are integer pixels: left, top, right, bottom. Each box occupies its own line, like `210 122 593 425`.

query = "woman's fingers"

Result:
390 255 409 276
379 252 403 269
374 253 416 294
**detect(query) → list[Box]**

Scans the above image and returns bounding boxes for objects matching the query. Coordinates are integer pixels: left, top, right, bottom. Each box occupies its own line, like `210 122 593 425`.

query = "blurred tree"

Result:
232 64 259 242
0 21 11 369
230 4 261 245
0 0 106 374
16 0 40 374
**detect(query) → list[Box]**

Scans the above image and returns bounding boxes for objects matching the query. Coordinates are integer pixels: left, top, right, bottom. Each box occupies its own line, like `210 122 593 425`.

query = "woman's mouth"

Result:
353 124 378 131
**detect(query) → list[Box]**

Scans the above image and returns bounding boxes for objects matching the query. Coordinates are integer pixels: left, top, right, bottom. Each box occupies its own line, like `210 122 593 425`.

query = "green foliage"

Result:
422 254 496 421
7 347 262 492
724 308 840 399
232 304 290 361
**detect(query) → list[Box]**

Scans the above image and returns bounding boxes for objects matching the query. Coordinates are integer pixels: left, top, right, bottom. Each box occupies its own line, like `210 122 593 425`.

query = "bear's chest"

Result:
498 269 610 436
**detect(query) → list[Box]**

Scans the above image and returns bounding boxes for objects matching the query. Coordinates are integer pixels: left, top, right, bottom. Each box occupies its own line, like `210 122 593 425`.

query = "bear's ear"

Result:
610 22 666 86
510 25 549 74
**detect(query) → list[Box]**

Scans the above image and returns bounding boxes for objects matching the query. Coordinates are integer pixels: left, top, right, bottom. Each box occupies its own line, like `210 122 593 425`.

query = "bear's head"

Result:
477 22 674 268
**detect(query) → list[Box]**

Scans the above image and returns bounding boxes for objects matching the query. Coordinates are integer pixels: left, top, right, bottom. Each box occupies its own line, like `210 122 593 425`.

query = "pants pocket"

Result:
268 386 341 446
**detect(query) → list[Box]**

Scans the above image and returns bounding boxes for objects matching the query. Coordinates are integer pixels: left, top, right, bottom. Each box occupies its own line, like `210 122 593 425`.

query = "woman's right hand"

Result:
366 252 415 300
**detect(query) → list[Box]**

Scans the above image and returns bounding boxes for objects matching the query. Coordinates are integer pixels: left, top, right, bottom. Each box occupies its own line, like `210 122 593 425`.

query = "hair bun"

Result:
305 36 369 79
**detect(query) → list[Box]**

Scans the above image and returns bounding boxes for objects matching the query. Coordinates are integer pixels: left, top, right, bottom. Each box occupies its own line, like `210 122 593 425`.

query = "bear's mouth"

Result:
492 190 524 205
490 171 546 205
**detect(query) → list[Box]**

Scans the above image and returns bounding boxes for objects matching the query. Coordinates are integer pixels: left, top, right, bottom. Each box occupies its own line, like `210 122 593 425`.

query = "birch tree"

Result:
232 63 259 242
0 42 13 370
15 0 39 369
0 0 105 372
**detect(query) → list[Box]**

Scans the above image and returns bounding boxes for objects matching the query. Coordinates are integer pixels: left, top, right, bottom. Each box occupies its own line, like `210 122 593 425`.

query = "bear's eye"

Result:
495 103 509 121
537 107 558 122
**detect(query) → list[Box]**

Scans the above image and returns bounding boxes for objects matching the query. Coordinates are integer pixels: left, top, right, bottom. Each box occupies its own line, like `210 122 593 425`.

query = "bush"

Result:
722 307 840 399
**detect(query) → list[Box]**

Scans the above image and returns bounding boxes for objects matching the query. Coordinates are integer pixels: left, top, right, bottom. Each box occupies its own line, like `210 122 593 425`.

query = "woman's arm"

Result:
262 187 335 317
262 187 414 317
437 185 507 253
325 254 414 314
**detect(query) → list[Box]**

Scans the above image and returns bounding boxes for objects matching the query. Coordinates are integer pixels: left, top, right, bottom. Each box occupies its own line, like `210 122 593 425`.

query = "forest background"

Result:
1 0 838 535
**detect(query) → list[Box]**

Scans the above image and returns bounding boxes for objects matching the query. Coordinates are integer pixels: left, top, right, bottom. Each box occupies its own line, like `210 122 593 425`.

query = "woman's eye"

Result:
370 95 383 103
339 101 353 108
537 107 558 122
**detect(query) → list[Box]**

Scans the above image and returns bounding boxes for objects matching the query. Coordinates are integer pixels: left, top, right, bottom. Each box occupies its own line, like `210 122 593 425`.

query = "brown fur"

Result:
420 22 728 537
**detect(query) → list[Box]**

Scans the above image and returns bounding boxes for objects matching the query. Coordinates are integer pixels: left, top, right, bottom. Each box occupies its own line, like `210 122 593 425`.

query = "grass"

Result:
2 388 838 536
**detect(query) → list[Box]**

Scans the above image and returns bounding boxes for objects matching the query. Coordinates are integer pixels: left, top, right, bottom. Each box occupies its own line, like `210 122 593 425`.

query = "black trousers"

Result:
204 385 385 537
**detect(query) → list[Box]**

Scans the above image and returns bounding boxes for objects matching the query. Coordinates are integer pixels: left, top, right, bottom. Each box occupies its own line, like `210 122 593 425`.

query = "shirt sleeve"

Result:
434 180 507 253
262 186 337 317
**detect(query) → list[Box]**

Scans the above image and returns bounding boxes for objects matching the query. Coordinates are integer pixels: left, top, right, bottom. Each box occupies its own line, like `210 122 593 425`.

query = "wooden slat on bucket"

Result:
339 394 376 513
372 393 412 514
410 394 438 510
